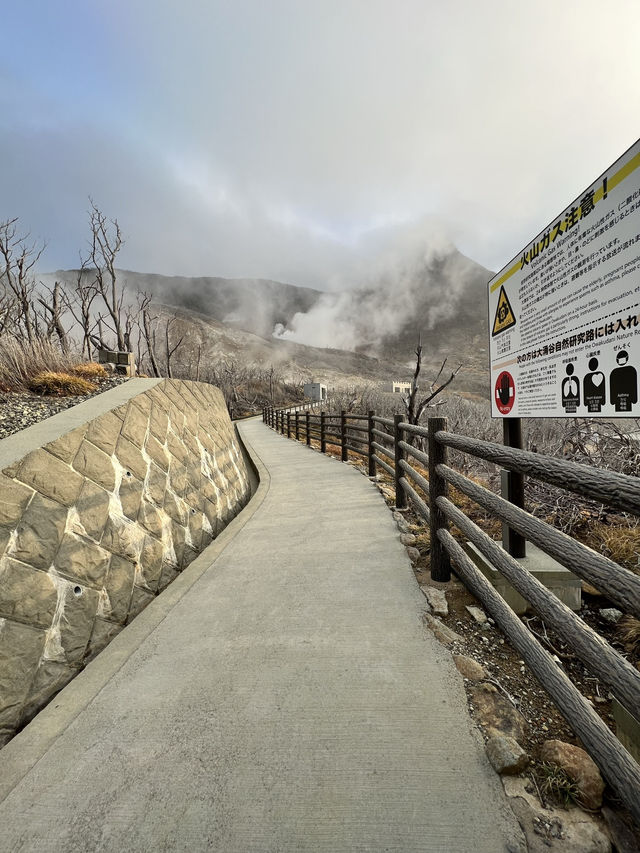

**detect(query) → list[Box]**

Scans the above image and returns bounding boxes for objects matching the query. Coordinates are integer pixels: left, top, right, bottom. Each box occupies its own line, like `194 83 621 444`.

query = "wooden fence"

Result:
262 404 640 824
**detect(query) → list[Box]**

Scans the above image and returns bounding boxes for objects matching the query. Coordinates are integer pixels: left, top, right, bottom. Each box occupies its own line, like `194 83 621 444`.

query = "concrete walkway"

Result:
0 419 524 852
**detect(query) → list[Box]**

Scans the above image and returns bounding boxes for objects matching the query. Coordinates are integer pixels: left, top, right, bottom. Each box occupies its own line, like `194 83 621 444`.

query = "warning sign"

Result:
488 137 640 418
492 285 516 336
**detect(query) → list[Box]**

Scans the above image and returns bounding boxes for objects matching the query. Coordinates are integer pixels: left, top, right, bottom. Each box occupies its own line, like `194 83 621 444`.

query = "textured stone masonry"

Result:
0 379 250 745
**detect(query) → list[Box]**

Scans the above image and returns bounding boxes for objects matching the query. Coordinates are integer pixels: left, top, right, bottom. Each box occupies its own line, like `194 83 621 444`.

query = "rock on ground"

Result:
465 605 488 624
471 683 527 743
503 777 611 853
485 735 529 775
453 654 487 681
540 739 605 810
423 614 463 646
420 586 448 616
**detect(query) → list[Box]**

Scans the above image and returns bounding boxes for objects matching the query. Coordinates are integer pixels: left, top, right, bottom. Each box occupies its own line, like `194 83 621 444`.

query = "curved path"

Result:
0 418 523 852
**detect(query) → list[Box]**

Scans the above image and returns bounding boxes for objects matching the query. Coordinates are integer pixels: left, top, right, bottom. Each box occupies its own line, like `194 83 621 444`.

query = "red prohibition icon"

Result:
495 371 515 415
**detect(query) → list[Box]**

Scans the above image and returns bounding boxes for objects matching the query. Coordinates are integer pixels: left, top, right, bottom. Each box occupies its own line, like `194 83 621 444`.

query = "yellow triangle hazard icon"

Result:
492 285 516 336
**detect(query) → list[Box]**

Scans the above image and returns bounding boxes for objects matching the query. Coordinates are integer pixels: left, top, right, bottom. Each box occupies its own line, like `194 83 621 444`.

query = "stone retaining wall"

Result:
0 379 251 745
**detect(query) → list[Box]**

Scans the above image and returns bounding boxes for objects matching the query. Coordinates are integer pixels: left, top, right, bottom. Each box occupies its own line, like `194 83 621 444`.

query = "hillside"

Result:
51 244 492 396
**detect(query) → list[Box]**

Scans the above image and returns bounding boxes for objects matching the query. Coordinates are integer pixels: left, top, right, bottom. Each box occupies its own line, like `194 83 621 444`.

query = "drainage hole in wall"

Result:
73 586 82 596
191 508 196 514
126 471 132 477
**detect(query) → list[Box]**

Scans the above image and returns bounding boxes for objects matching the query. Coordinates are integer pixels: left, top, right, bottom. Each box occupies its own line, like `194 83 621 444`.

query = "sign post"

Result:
489 137 640 420
488 137 640 556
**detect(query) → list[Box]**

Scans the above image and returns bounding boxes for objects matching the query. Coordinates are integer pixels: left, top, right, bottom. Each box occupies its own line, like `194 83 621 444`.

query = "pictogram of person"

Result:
609 349 637 412
583 357 606 412
561 363 580 412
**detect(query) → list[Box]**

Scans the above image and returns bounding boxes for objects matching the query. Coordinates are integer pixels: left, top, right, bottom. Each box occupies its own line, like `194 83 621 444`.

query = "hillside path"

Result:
0 417 523 852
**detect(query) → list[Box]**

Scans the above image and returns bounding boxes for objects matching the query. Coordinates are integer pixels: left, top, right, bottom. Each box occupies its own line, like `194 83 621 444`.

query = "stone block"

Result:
73 440 116 491
103 555 136 623
168 406 186 436
75 480 111 541
44 425 87 464
167 431 188 465
55 533 111 587
17 448 83 506
145 462 167 506
138 500 164 539
21 659 76 725
158 563 180 591
182 546 199 569
187 508 203 552
169 461 187 496
86 411 122 455
127 586 155 622
121 401 149 446
149 403 169 442
0 474 34 528
164 489 188 525
118 473 143 520
85 617 121 662
140 535 164 590
12 493 68 569
115 435 148 482
463 541 581 615
101 515 144 562
183 481 201 512
0 558 58 627
0 620 46 729
201 476 218 503
182 426 199 456
171 520 186 566
56 583 99 664
145 433 170 472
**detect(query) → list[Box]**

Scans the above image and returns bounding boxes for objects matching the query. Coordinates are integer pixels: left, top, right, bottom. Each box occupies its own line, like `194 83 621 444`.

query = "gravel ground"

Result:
0 376 132 439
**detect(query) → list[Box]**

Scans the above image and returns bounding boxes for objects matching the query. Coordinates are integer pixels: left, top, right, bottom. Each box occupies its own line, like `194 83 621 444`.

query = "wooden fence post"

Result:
394 414 407 509
320 411 326 453
341 410 348 462
367 410 376 477
306 410 311 446
295 411 300 441
428 417 451 582
287 412 291 438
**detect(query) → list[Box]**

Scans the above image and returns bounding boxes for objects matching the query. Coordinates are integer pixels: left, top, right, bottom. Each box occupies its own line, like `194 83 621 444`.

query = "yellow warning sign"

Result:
492 285 516 337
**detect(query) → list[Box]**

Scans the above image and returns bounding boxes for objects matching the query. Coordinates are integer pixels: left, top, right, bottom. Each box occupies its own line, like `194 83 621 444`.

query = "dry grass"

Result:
28 372 96 396
617 616 640 660
0 337 79 391
585 521 640 572
71 362 108 379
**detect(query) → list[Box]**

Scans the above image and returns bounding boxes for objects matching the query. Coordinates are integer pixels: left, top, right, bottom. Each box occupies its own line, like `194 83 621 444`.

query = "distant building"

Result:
383 380 413 394
303 382 327 402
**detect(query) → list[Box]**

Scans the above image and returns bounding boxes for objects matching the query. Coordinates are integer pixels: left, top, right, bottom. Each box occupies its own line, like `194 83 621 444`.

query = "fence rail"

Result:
262 403 640 823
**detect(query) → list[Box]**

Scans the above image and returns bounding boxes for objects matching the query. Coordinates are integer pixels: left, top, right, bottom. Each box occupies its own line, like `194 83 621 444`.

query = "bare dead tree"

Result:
140 293 161 377
404 336 462 438
37 280 70 353
164 316 184 379
86 200 126 350
0 218 45 344
64 263 99 359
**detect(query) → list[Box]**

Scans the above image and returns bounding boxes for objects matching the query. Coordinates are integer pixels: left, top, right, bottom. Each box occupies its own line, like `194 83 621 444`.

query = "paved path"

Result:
0 419 523 852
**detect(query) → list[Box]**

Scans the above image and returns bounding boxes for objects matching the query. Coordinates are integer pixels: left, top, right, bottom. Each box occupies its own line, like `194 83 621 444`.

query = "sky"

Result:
2 0 640 291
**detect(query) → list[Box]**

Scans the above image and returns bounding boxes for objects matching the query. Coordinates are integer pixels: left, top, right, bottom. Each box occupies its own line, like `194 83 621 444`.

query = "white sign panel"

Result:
488 138 640 418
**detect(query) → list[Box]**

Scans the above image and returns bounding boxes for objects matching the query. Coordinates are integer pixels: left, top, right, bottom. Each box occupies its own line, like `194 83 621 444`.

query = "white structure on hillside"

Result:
304 382 327 402
383 380 412 394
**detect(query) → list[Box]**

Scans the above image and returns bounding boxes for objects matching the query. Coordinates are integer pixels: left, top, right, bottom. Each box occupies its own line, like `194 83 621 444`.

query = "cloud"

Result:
2 0 640 288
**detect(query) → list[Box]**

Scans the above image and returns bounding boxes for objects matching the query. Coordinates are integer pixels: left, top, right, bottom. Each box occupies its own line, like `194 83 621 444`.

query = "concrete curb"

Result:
0 416 270 804
0 378 164 469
